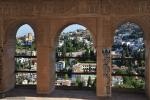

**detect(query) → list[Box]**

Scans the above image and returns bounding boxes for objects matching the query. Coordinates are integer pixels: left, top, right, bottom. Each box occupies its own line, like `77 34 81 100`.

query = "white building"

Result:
55 79 72 86
58 40 64 47
66 50 86 57
72 63 96 73
112 76 123 86
111 51 122 58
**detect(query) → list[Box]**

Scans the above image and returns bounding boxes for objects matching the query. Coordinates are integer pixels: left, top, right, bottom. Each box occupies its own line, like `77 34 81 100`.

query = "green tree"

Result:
64 74 68 80
30 40 36 51
87 76 92 87
115 70 127 75
62 45 66 57
76 76 81 86
92 77 96 89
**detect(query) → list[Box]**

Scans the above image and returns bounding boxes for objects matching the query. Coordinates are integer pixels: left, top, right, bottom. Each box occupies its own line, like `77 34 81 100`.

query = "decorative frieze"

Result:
0 0 149 17
138 1 150 13
0 2 34 16
0 0 102 17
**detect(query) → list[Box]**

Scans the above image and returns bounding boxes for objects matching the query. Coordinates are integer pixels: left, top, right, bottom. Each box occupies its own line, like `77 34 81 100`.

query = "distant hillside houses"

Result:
57 40 64 47
16 33 34 46
66 50 86 57
72 63 96 73
55 61 65 72
112 33 144 55
58 29 93 48
111 51 122 58
112 65 128 74
113 22 144 55
112 76 123 86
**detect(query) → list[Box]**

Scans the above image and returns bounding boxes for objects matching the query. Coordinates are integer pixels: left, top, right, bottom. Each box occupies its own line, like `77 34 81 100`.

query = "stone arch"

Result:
4 20 38 46
50 18 97 48
111 16 150 46
53 23 92 56
48 19 98 94
51 21 97 68
2 19 38 92
53 22 97 49
110 19 150 96
111 19 147 47
53 23 97 79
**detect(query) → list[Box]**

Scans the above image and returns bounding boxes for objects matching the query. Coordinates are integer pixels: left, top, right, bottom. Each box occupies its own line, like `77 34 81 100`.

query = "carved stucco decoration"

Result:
102 48 111 96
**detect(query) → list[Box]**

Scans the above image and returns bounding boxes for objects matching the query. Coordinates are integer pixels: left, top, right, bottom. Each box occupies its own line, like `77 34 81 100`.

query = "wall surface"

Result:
0 0 150 98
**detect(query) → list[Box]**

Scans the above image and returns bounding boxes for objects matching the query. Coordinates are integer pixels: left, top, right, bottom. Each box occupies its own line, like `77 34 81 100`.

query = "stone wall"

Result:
0 0 150 17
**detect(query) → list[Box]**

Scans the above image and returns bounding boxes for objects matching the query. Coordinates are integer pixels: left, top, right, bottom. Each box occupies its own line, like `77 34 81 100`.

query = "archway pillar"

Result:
37 46 55 94
96 17 112 96
145 44 150 99
96 46 106 96
0 22 3 92
140 22 150 99
96 45 111 97
0 18 16 93
36 20 54 94
0 44 15 93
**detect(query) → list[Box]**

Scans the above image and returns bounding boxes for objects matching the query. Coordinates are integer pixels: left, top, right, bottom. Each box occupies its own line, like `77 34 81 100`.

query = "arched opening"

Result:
111 22 145 90
15 24 37 86
55 24 96 91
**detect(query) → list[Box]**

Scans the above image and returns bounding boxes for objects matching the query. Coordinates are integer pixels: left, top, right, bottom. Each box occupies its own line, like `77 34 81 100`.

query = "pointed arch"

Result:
111 21 145 89
55 24 96 90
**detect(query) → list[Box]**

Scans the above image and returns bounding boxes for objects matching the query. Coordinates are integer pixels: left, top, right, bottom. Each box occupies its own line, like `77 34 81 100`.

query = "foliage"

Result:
87 76 92 87
115 70 127 75
75 76 84 87
92 77 96 89
118 76 145 89
76 76 81 86
64 74 68 80
78 81 84 88
16 39 36 52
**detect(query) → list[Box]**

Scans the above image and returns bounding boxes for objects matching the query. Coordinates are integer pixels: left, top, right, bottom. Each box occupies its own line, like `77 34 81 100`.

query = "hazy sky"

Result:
16 24 86 37
63 24 86 33
16 24 34 37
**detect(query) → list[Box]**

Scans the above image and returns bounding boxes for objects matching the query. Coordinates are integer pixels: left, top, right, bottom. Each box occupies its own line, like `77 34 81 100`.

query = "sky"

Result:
16 24 87 37
62 24 86 33
16 24 34 37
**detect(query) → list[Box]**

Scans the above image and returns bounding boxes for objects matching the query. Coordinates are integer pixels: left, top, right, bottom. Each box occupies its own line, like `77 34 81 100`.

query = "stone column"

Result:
0 39 2 91
0 45 2 92
37 46 51 94
96 17 112 96
96 46 111 97
0 19 3 92
96 46 106 96
145 45 150 99
0 19 16 93
141 21 150 99
2 45 15 92
36 20 55 94
37 46 55 94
